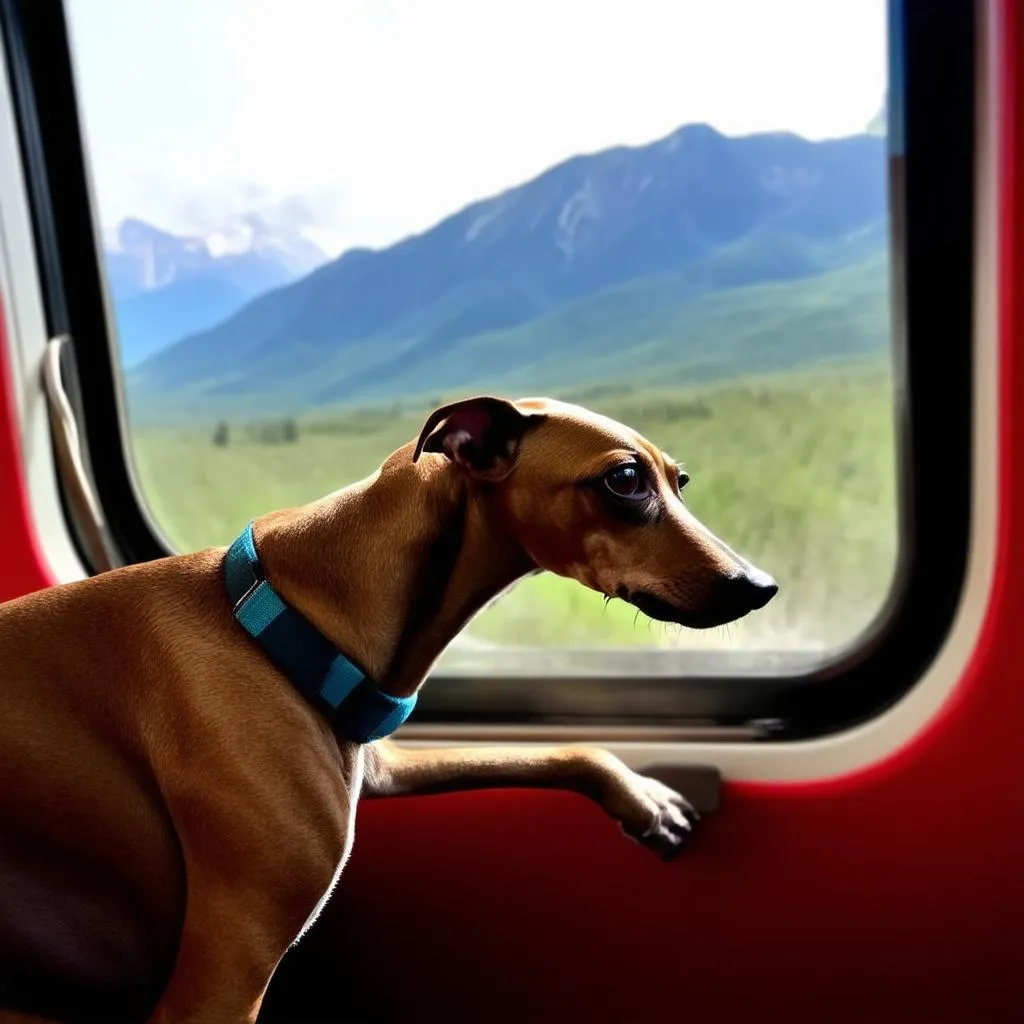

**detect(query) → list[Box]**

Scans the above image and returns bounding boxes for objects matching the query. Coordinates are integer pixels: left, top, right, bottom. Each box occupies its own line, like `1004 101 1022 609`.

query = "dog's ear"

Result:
412 396 546 482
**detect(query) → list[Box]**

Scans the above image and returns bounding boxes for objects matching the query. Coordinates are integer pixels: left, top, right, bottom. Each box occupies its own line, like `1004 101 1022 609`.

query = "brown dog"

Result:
0 396 776 1023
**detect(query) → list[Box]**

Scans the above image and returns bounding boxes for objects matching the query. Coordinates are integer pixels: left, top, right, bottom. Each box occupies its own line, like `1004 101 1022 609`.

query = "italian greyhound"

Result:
0 396 777 1023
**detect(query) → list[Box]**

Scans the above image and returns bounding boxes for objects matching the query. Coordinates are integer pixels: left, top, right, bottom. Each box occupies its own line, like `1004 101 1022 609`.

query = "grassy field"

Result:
128 360 898 653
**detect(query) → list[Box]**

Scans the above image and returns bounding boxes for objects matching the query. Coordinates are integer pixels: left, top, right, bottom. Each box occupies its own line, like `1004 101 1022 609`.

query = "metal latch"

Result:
41 334 119 573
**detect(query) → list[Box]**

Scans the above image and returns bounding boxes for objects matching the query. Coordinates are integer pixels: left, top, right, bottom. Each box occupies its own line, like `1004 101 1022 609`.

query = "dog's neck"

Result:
250 445 534 702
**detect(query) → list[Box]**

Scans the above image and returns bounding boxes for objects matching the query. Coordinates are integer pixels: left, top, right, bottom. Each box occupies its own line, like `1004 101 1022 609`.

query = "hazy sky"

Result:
65 0 886 257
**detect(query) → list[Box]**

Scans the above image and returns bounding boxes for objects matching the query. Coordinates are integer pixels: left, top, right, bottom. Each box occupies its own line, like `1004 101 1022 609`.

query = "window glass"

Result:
65 0 893 659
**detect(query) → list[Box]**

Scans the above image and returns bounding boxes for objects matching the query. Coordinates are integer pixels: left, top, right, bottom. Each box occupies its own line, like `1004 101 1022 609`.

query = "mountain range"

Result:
124 122 890 420
104 218 328 367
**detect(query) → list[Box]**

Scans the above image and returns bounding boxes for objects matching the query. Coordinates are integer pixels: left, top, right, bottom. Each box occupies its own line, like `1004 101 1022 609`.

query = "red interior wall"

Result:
0 343 54 602
0 5 1020 1021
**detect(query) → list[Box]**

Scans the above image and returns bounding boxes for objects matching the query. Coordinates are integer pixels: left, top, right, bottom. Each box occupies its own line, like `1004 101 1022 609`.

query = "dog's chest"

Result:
296 743 364 941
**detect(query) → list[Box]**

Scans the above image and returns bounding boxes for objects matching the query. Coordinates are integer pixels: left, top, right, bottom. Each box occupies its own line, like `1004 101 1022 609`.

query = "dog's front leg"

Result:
363 739 698 858
146 776 354 1024
145 867 289 1024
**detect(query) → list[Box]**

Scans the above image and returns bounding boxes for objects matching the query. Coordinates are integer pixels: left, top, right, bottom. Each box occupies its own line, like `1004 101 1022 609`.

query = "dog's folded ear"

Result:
413 396 546 482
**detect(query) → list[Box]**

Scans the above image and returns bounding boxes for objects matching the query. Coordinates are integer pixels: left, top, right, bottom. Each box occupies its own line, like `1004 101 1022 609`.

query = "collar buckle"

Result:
232 573 264 616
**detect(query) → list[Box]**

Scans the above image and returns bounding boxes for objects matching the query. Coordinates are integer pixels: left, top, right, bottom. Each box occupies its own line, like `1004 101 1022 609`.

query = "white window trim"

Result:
0 6 999 785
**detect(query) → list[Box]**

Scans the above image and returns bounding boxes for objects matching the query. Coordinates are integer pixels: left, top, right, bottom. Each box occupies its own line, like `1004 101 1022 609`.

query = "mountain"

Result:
128 123 888 414
866 99 886 137
104 218 328 367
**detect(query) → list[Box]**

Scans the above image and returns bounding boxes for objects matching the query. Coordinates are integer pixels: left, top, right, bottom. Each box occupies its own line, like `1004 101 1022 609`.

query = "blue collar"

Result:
224 521 417 744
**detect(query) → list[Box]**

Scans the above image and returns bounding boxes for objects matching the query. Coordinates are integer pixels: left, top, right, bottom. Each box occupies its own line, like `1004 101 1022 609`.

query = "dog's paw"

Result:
605 772 700 861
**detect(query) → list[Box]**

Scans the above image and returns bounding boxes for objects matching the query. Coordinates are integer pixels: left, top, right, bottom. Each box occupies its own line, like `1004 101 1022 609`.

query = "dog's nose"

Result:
711 569 778 620
740 567 779 610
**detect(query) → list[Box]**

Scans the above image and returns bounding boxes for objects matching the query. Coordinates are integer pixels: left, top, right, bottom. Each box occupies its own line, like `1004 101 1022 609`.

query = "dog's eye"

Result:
677 471 690 491
603 464 650 499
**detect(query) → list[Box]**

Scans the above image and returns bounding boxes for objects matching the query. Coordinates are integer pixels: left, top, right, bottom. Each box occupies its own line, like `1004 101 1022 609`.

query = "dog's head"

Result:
412 395 777 629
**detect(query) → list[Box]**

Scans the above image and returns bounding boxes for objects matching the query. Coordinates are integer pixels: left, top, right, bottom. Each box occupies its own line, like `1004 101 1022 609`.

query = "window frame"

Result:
0 0 976 742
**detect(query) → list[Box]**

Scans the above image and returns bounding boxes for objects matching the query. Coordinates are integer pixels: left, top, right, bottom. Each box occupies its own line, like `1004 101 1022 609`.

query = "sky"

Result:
65 0 887 259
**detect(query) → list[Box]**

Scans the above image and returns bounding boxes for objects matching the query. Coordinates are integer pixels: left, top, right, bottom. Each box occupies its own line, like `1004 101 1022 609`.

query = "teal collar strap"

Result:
224 522 417 743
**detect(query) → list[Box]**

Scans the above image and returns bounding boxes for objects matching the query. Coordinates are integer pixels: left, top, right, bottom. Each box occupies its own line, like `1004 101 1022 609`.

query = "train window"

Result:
65 0 895 653
2 0 974 735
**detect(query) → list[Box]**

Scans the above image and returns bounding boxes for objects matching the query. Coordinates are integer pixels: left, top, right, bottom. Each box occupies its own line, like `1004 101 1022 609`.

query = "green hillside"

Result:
337 250 889 404
126 250 890 425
